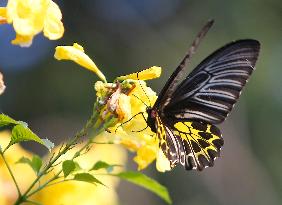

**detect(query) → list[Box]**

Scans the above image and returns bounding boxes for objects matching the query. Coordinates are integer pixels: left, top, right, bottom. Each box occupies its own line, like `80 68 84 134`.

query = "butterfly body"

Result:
144 21 260 171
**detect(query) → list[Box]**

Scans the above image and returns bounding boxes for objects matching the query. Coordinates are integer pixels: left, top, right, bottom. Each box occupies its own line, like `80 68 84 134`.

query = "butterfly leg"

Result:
131 112 149 132
114 112 145 133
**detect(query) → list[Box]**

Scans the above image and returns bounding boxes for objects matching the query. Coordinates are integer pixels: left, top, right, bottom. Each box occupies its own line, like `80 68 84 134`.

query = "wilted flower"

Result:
0 0 64 47
55 43 107 82
95 67 171 172
0 72 5 95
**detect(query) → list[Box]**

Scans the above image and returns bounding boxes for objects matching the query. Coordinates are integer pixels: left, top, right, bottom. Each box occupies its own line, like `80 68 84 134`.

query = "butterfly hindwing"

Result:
155 114 223 170
172 121 223 170
155 114 182 168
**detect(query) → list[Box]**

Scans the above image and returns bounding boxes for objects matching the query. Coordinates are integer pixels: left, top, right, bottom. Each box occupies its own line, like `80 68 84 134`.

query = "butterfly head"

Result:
146 107 157 133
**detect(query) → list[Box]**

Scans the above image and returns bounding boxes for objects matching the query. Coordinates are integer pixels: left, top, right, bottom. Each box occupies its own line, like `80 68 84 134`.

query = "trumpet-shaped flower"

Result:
95 67 171 172
0 0 64 47
117 66 162 81
55 43 107 82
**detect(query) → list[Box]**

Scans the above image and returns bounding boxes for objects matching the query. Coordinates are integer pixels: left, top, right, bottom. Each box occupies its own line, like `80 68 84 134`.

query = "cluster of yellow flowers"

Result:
0 133 127 205
55 43 171 172
0 0 64 47
0 1 171 203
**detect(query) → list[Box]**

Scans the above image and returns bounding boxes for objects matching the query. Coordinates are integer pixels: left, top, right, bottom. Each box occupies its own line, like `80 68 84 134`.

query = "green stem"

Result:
14 108 100 205
24 200 42 205
0 151 22 197
26 117 117 199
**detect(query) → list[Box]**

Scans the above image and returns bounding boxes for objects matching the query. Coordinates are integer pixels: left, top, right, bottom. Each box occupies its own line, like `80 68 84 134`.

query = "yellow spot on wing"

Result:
174 122 189 133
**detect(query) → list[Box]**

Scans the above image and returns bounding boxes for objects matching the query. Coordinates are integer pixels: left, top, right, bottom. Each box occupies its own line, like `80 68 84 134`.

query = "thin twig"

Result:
0 151 21 196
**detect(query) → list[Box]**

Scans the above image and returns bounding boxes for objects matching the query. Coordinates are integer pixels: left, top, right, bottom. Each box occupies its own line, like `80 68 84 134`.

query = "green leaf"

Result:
74 162 82 171
42 138 55 151
90 160 121 173
62 160 76 177
0 114 54 151
91 161 110 170
11 125 43 145
10 125 53 150
31 155 43 174
0 114 19 127
17 156 31 164
116 171 172 204
17 155 42 175
73 173 104 186
91 161 111 172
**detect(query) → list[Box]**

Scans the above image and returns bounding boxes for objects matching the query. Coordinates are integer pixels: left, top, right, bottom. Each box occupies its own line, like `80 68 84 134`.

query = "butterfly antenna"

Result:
114 112 144 133
137 72 152 107
156 20 214 103
183 19 214 65
131 112 149 132
132 94 149 108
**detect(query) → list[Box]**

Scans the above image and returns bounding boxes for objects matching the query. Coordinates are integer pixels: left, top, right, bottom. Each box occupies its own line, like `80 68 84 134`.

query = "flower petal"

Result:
11 34 33 47
43 1 64 40
7 0 49 36
156 149 171 172
134 145 157 170
54 43 107 82
117 66 162 81
0 7 7 24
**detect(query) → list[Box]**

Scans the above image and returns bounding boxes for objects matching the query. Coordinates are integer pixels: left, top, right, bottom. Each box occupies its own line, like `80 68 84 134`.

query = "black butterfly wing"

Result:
164 39 260 124
153 20 214 109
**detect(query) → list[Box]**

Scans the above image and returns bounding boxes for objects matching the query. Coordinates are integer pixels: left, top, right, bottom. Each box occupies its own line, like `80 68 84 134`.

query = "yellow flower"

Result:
0 7 7 24
117 66 162 81
0 0 64 47
43 1 64 40
11 34 33 47
95 67 171 172
33 135 127 205
0 72 5 95
0 131 36 205
55 43 107 82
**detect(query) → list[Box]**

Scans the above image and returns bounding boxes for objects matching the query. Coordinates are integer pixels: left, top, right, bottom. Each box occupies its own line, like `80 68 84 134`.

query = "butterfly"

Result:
145 20 260 171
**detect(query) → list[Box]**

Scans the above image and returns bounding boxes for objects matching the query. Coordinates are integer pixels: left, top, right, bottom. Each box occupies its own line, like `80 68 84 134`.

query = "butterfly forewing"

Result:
164 40 260 124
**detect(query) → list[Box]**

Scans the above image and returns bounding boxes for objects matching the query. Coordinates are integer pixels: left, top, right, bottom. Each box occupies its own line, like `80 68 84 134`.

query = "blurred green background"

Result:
1 0 282 204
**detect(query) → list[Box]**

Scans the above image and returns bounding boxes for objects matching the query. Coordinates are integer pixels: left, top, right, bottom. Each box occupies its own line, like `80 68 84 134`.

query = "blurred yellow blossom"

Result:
0 8 7 24
0 72 5 95
94 68 171 172
0 131 36 205
33 135 127 205
55 43 107 82
0 0 64 47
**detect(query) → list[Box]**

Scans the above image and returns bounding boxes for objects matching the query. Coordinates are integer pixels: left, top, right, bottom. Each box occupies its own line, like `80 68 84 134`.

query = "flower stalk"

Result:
0 151 22 197
12 101 116 205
